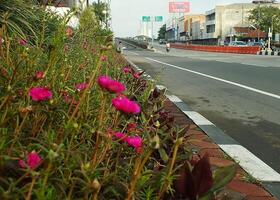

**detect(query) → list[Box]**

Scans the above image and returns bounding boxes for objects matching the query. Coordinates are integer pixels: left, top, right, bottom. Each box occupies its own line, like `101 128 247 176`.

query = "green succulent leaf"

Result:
158 148 169 163
209 164 236 193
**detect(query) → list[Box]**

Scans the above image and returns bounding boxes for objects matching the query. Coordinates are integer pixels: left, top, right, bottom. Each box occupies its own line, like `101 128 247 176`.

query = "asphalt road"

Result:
123 42 280 173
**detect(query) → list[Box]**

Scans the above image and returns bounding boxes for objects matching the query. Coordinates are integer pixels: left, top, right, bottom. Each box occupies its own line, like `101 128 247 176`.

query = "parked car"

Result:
159 39 166 44
248 42 264 48
228 41 248 47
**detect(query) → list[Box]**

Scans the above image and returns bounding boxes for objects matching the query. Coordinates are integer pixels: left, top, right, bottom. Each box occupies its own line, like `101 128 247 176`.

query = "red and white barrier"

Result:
170 44 260 55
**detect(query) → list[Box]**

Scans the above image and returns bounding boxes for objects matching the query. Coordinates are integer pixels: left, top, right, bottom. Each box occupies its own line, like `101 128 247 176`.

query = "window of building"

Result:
206 13 215 21
206 24 215 33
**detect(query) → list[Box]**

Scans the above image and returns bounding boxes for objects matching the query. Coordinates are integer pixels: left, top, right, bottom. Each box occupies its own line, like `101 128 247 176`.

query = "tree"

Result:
92 1 109 28
158 24 166 40
248 6 280 34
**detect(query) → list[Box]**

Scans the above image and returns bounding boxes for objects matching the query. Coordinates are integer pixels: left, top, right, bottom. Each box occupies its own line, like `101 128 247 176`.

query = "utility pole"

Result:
258 0 260 42
268 27 272 50
151 17 154 48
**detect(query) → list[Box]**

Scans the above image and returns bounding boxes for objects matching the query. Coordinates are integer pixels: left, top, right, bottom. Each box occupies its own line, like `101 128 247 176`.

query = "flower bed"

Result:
0 3 236 200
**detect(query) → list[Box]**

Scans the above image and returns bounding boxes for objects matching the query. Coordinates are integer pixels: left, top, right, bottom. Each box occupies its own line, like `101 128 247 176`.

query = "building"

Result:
203 1 280 45
178 15 205 41
166 15 205 42
166 17 178 41
47 0 88 9
188 15 205 41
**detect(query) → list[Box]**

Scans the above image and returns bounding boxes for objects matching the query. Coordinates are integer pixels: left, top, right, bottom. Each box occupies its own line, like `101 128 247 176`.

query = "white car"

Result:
228 41 248 47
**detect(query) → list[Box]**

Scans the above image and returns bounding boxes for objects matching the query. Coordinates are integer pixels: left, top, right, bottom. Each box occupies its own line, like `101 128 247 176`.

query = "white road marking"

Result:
220 144 280 182
156 85 167 90
166 95 183 103
145 57 280 100
129 52 139 56
183 111 214 125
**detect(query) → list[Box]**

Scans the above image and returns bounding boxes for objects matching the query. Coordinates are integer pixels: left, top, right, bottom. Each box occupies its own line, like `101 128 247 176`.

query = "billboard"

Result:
169 2 190 13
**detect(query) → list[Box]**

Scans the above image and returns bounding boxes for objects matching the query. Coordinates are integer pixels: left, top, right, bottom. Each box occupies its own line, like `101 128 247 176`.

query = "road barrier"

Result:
171 44 260 55
116 38 149 49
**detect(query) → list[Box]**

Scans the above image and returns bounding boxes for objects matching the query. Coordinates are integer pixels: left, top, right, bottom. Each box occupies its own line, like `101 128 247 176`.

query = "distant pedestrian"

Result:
117 41 123 53
166 42 170 53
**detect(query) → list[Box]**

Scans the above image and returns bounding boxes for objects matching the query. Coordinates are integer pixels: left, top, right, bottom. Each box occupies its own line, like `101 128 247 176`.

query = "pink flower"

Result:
101 55 107 61
35 71 45 80
19 151 42 170
97 76 111 88
97 76 126 93
66 27 74 38
133 71 145 79
122 67 132 74
114 132 127 141
133 73 140 79
19 39 27 46
107 80 126 93
126 136 142 153
29 87 52 102
112 96 141 114
75 82 89 91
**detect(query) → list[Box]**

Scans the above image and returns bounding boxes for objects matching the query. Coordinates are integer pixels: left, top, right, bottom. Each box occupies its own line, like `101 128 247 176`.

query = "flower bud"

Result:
150 135 160 149
73 123 79 129
81 162 91 171
90 179 101 191
48 149 58 160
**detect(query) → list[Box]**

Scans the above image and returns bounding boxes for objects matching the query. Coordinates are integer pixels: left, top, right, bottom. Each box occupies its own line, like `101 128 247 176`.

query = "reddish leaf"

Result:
192 154 213 196
174 162 197 200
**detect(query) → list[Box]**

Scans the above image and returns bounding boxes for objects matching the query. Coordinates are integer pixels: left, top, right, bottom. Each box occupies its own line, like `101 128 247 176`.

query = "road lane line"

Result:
129 52 139 56
145 57 280 100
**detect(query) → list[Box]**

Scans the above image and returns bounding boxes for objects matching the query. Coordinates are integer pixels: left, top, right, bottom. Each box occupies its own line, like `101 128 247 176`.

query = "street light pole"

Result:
258 1 260 41
151 17 154 48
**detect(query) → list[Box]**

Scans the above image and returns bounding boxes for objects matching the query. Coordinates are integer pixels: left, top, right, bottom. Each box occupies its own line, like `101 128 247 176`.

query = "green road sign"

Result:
142 16 151 22
155 16 163 22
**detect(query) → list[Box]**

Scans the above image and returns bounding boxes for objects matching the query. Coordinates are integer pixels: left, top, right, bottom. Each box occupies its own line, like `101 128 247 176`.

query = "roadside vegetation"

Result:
0 1 236 199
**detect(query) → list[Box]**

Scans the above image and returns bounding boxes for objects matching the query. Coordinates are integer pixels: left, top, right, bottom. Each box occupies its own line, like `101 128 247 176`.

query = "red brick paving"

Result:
227 181 271 197
199 148 225 158
189 140 219 149
209 157 235 167
245 197 278 200
163 99 276 200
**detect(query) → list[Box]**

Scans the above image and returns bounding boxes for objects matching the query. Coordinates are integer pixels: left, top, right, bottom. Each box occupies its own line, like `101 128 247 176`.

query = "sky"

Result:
101 0 253 37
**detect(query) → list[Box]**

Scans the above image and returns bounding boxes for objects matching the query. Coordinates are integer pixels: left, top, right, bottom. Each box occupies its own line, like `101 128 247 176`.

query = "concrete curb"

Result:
124 55 280 199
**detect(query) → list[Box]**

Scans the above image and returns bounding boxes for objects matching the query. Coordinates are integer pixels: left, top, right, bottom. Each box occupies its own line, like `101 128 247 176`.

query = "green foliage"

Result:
79 7 98 38
248 6 280 34
158 24 166 40
92 1 109 27
0 0 62 46
0 0 36 39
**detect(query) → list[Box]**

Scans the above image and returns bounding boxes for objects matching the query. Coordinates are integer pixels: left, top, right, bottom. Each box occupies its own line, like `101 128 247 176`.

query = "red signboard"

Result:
169 2 190 13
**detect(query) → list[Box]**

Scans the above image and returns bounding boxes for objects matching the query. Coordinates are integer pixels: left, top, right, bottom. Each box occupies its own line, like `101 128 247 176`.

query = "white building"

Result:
204 1 280 44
